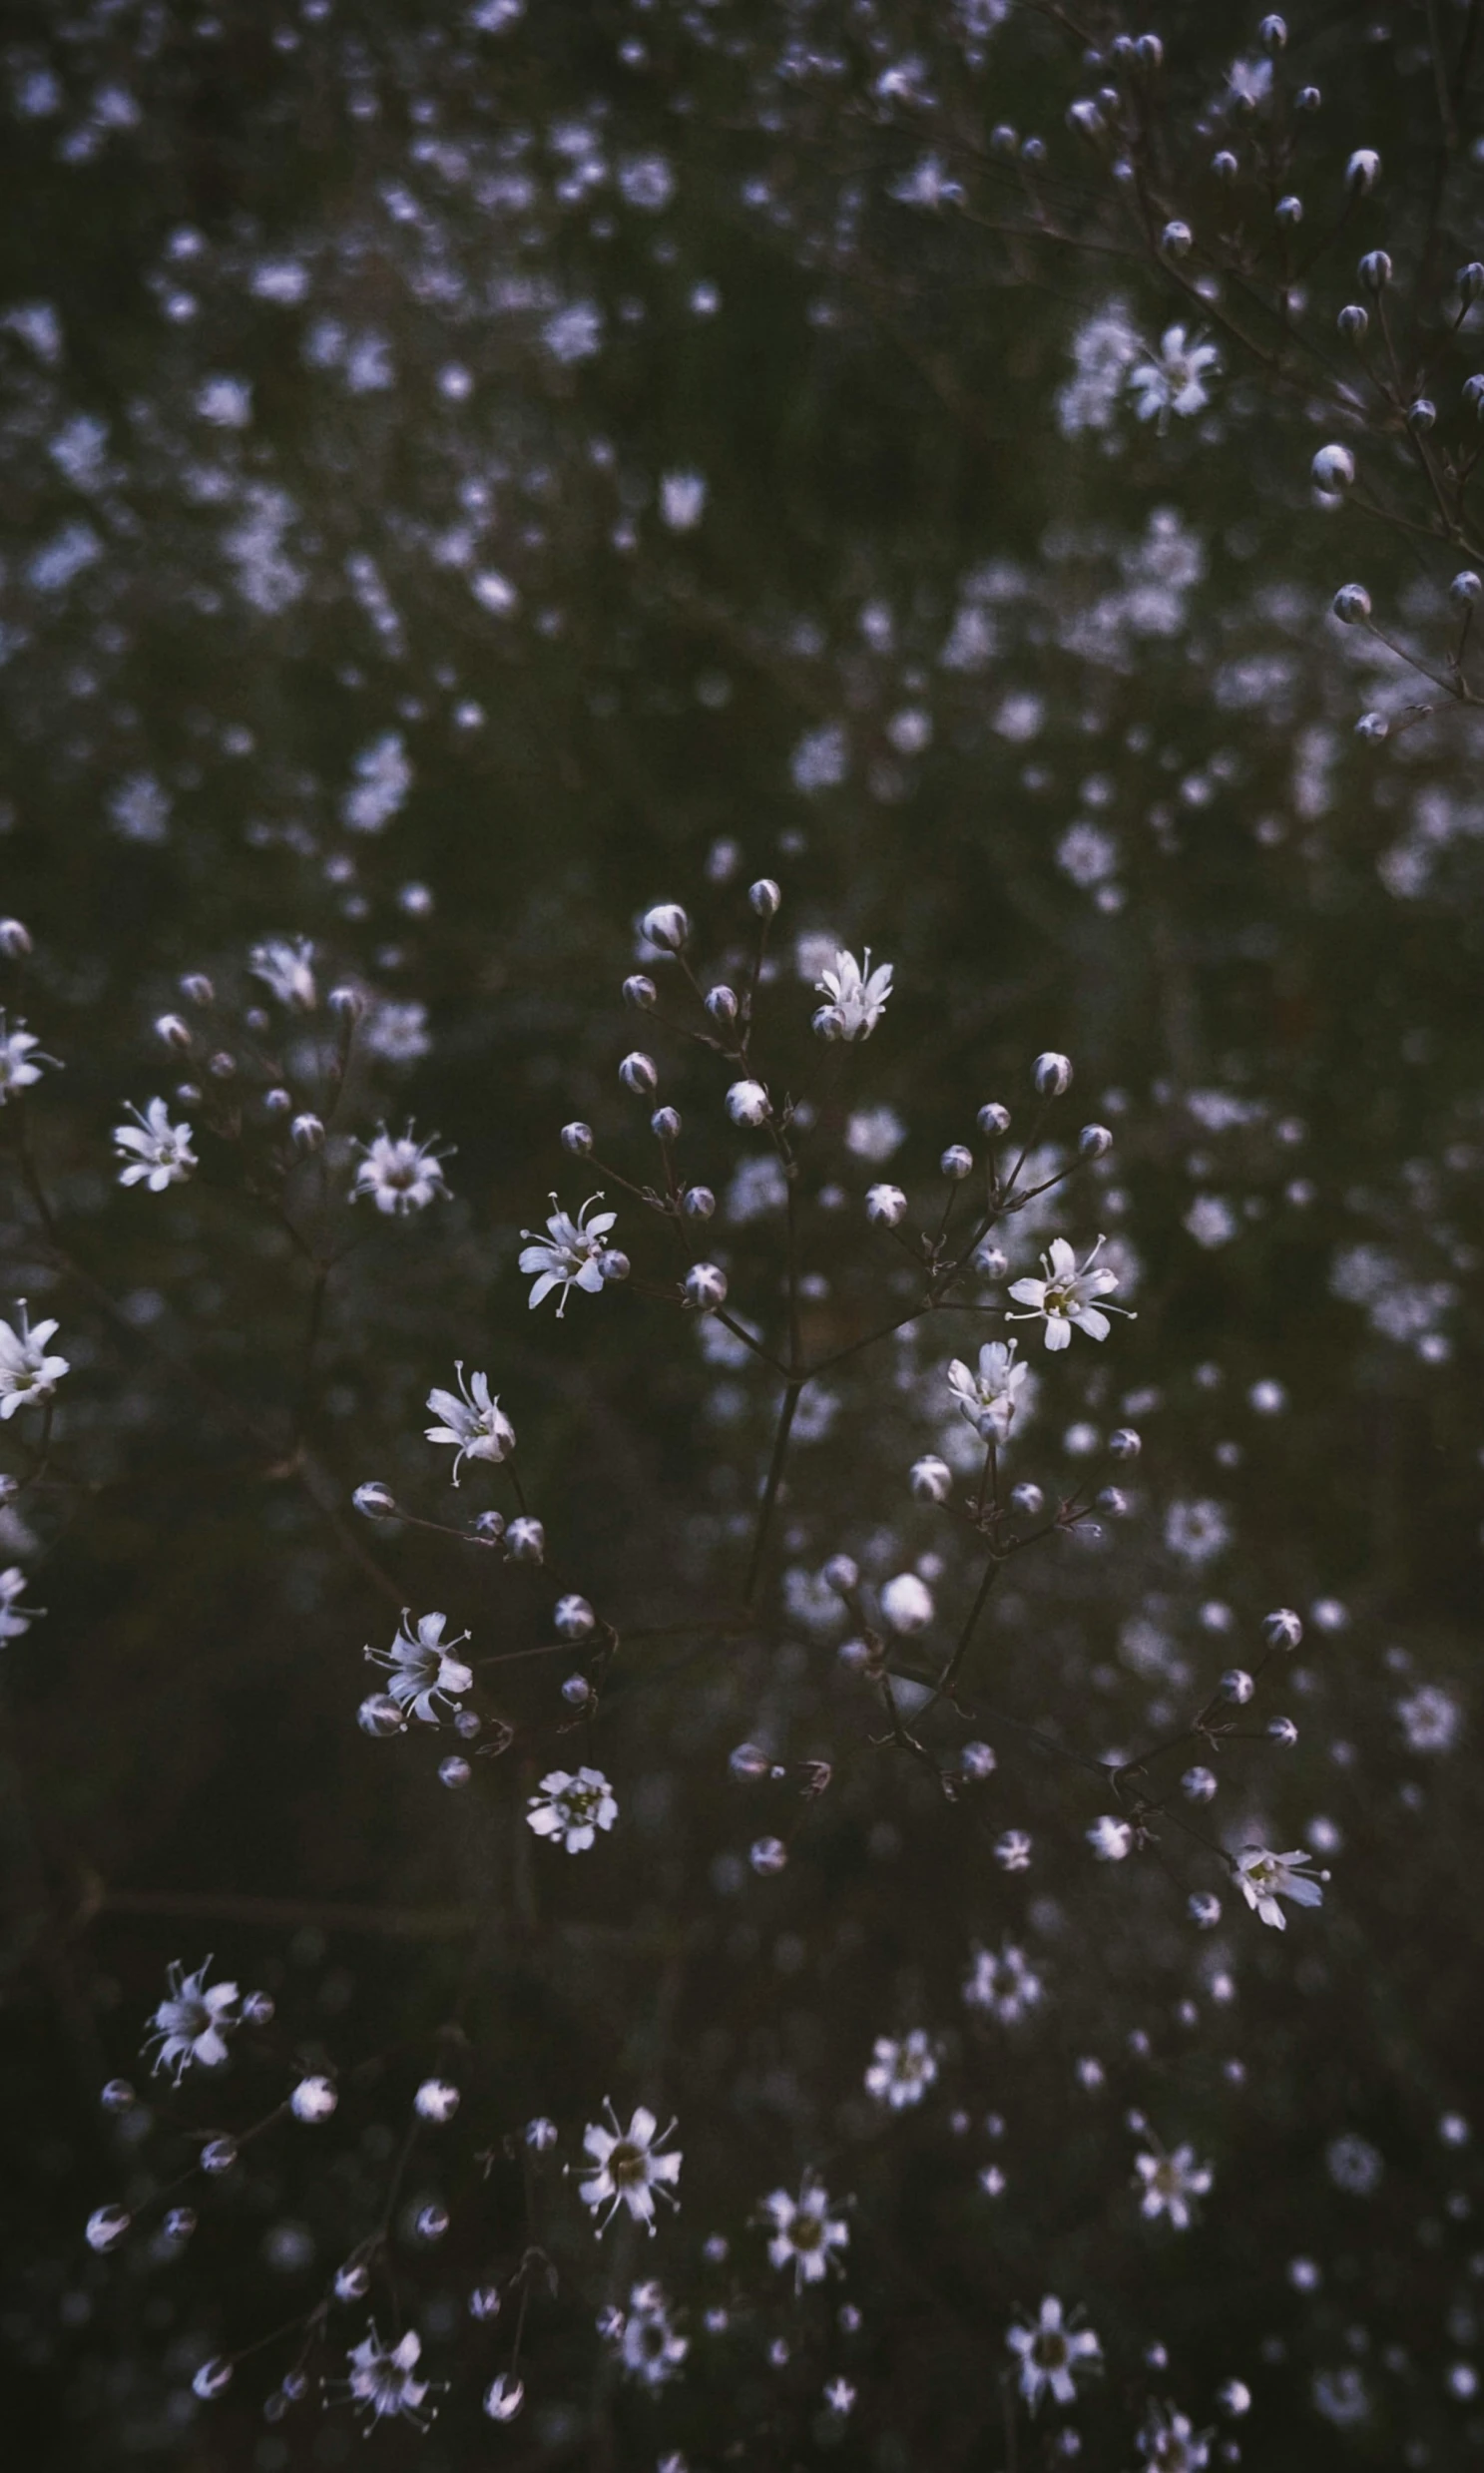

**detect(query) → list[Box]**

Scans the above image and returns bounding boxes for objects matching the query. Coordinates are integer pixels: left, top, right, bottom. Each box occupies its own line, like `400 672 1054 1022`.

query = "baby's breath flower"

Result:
1127 328 1221 428
759 2176 849 2292
519 1194 617 1313
0 1302 69 1418
579 2102 683 2233
1136 2400 1213 2472
611 2280 689 2386
1009 1236 1131 1351
864 2030 938 2110
812 947 893 1041
331 2324 437 2430
947 1338 1027 1440
526 1765 618 1852
0 1565 42 1644
1134 2139 1213 2228
1006 2295 1102 2411
1233 1844 1325 1928
364 1611 473 1726
963 1940 1043 2024
143 1956 240 2084
113 1096 197 1190
1088 1814 1134 1861
352 1125 450 1217
424 1364 515 1480
0 1014 53 1104
248 935 317 1009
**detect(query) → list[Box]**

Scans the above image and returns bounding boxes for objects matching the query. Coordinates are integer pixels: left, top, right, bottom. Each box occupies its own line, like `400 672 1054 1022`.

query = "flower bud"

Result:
1079 1123 1113 1158
1345 148 1380 194
651 1105 682 1142
1466 374 1484 417
472 1509 506 1541
940 1143 973 1181
469 2285 502 2321
155 1013 192 1051
554 1594 596 1639
201 2136 238 2175
1033 1050 1072 1096
684 1261 729 1311
242 1989 274 2025
561 1674 591 1707
1263 1606 1303 1650
208 1049 237 1080
1336 303 1368 341
641 903 689 952
880 1571 934 1634
748 878 781 918
290 2075 337 2123
1295 83 1321 110
727 1078 770 1127
561 1120 595 1156
328 985 362 1022
823 1554 859 1595
1451 570 1484 606
357 1693 405 1736
620 1050 658 1096
623 973 658 1010
977 1101 1011 1136
179 971 214 1004
414 2078 461 2123
1267 1715 1298 1745
1096 1486 1129 1518
1109 1426 1142 1460
1257 12 1286 50
683 1184 716 1219
1358 248 1392 293
192 2357 233 2401
1161 220 1193 256
0 918 33 959
1332 583 1371 624
706 983 739 1024
484 2375 526 2422
812 1004 846 1042
749 1834 787 1875
1220 1667 1255 1704
972 1240 1008 1276
86 2205 131 2253
1459 261 1484 303
1274 193 1302 226
1212 148 1237 180
438 1754 471 1789
730 1740 771 1781
1355 711 1388 742
506 1516 545 1563
1182 1764 1218 1802
837 1636 873 1675
1188 1891 1222 1929
598 1246 630 1282
865 1183 907 1227
1311 443 1354 491
290 1112 324 1152
910 1454 952 1504
263 1085 292 1117
1009 1481 1044 1515
353 1480 397 1518
1407 397 1437 433
961 1740 997 1778
334 2262 371 2300
1135 31 1163 65
1067 98 1104 138
414 2204 450 2242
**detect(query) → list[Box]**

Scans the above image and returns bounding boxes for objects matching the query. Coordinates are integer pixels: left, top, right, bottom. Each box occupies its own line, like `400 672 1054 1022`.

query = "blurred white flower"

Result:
864 2029 938 2110
612 2280 688 2385
1134 2140 1213 2228
519 1195 617 1312
1006 2293 1102 2411
248 934 316 1008
1087 1814 1134 1861
0 1303 69 1418
1396 1682 1462 1753
880 1571 934 1633
1127 327 1221 428
0 1565 41 1644
1136 2399 1212 2472
963 1940 1043 2023
760 2176 849 2291
424 1364 515 1481
579 2103 682 2233
659 470 707 531
114 1097 197 1191
143 1957 239 2083
526 1765 618 1852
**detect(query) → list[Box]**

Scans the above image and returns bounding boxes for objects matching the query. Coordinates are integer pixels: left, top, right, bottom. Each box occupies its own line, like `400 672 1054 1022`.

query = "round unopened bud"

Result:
290 2076 337 2124
1161 220 1193 256
469 2284 502 2321
977 1101 1011 1136
0 918 33 959
812 1004 846 1043
1257 12 1287 50
561 1674 591 1707
1457 261 1484 306
414 2078 461 2124
484 2374 526 2422
823 1554 859 1595
837 1637 873 1676
1407 397 1437 433
1263 1606 1303 1650
201 2136 238 2176
1067 98 1104 139
651 1105 682 1142
972 1240 1009 1277
749 1834 787 1875
748 878 781 919
1295 83 1321 110
1010 1481 1045 1515
1451 570 1484 607
290 1112 324 1153
1274 193 1302 226
1345 148 1380 194
880 1572 934 1634
961 1740 997 1779
1358 248 1392 293
683 1184 716 1219
1336 302 1369 341
598 1247 630 1282
1267 1715 1298 1745
1466 373 1484 417
1135 31 1163 65
620 1050 658 1096
438 1755 471 1789
1332 584 1371 624
327 985 362 1022
684 1260 729 1311
1096 1486 1130 1518
1212 148 1238 180
506 1516 545 1563
726 1078 770 1127
1182 1764 1218 1803
1311 443 1355 491
1033 1050 1072 1096
472 1508 506 1542
623 973 658 1010
101 2077 137 2113
1188 1891 1223 1929
414 2204 449 2242
358 1693 405 1737
334 2261 371 2300
561 1120 594 1157
1109 1426 1142 1460
641 903 689 953
554 1594 596 1640
1079 1123 1113 1158
730 1740 771 1782
155 1013 192 1051
263 1086 292 1118
940 1144 973 1181
207 1049 237 1080
910 1454 953 1504
865 1183 907 1227
192 2357 233 2400
241 1990 274 2026
179 972 214 1004
705 983 739 1025
353 1480 397 1518
1355 710 1388 742
86 2205 131 2253
163 2207 197 2241
1220 1667 1255 1704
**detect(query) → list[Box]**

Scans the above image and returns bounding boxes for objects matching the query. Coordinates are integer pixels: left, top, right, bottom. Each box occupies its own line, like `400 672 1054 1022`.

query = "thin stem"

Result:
743 1380 803 1605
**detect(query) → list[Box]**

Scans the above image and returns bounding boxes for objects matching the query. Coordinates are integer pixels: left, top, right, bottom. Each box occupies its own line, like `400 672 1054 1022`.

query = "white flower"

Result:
1164 1498 1231 1567
113 1097 197 1191
1134 2140 1213 2229
352 1125 450 1217
823 2377 857 2416
579 2103 683 2234
518 1194 617 1313
424 1364 515 1481
812 947 893 1041
248 934 317 1008
889 151 964 209
963 1940 1043 2024
947 1338 1027 1440
526 1765 618 1852
612 2280 689 2386
1087 1813 1135 1861
1137 2400 1212 2473
880 1571 934 1633
0 1302 69 1418
0 1566 41 1644
338 2324 436 2430
1233 1844 1325 1929
760 2176 849 2292
0 1013 51 1105
1396 1683 1462 1753
1006 2294 1102 2412
864 2030 938 2111
364 1610 473 1726
1008 1236 1131 1352
1127 327 1221 429
143 1956 240 2083
659 470 707 531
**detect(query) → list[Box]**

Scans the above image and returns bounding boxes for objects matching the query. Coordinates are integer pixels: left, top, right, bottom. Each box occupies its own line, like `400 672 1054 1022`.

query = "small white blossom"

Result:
1396 1682 1462 1753
760 2176 849 2292
526 1765 618 1852
1127 327 1221 429
352 1125 450 1217
889 151 964 209
1008 1236 1130 1352
947 1338 1027 1441
113 1097 197 1191
579 2103 683 2234
1233 1844 1326 1929
518 1194 617 1313
880 1571 934 1633
336 2324 437 2431
0 1013 52 1105
612 2280 689 2386
0 1303 69 1418
812 947 893 1041
864 2030 938 2111
1137 2401 1212 2472
1088 1813 1134 1861
424 1364 515 1481
364 1611 473 1726
963 1940 1043 2024
143 1956 239 2084
1006 2294 1102 2411
1134 2140 1213 2228
0 1566 42 1644
248 934 317 1009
